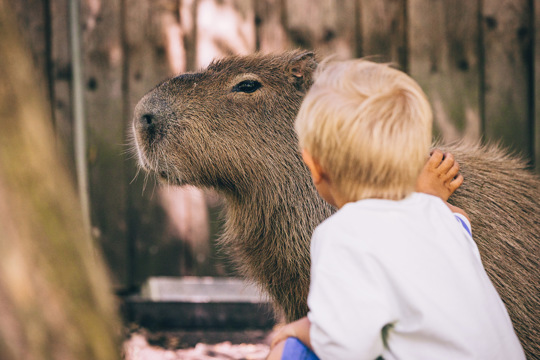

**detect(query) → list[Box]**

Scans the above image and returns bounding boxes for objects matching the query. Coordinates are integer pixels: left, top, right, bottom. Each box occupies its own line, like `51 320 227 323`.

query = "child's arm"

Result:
270 316 312 350
416 149 470 221
445 202 469 222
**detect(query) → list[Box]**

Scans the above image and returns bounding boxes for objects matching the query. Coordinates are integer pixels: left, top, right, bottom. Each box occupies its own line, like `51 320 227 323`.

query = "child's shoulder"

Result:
315 193 455 239
337 193 443 216
316 200 375 229
313 199 395 242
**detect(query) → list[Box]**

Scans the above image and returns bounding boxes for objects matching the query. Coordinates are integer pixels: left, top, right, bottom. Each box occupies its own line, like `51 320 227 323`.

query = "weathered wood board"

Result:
482 0 533 159
409 0 481 142
359 0 407 68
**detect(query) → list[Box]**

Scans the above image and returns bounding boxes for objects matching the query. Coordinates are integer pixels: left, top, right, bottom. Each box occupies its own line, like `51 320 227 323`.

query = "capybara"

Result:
132 51 539 358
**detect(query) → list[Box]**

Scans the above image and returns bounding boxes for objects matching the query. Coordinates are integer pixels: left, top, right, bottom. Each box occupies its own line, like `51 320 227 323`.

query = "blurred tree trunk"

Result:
0 1 121 359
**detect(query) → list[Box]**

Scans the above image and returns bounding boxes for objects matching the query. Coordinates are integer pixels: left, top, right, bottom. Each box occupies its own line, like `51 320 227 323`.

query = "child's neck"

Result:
337 192 412 209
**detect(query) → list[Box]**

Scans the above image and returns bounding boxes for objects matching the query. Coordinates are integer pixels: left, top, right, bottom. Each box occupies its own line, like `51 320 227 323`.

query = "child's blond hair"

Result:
295 60 433 202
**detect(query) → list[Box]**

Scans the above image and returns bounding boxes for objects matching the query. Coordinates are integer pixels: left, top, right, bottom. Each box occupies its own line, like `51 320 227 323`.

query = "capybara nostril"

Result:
140 113 156 128
136 112 165 144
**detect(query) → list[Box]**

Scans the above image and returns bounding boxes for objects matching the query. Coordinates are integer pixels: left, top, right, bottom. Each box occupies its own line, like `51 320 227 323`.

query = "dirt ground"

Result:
123 327 272 360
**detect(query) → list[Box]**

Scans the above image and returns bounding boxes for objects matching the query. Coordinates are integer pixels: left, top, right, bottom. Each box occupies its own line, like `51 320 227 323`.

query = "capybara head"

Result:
133 51 317 197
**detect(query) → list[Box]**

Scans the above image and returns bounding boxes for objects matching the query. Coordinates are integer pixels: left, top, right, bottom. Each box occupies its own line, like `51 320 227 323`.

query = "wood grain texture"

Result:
409 0 481 143
359 0 407 68
82 0 128 286
196 0 255 67
285 0 356 59
49 0 77 172
482 0 533 159
8 0 49 87
255 0 290 53
181 0 198 71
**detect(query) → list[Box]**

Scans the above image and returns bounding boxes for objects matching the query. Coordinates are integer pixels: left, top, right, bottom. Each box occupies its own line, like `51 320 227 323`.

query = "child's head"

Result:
295 60 433 203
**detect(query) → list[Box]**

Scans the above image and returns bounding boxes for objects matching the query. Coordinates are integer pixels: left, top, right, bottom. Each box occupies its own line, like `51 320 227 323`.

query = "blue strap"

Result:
455 215 472 237
281 337 319 360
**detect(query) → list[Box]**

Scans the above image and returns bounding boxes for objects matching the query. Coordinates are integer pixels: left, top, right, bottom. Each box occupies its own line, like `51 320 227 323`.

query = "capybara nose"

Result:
138 113 157 130
134 110 165 144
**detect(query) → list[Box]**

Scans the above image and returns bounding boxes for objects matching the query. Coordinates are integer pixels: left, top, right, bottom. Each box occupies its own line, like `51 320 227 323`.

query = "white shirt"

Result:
307 193 525 360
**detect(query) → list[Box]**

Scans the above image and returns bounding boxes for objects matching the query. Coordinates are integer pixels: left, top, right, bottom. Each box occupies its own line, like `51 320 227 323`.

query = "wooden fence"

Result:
8 0 539 291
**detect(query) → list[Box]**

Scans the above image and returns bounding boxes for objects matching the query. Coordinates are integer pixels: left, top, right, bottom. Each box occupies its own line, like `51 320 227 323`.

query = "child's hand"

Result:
416 149 463 201
270 322 298 349
270 317 312 351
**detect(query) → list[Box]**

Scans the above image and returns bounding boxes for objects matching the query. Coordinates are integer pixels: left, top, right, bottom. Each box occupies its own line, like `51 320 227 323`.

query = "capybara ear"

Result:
287 51 317 92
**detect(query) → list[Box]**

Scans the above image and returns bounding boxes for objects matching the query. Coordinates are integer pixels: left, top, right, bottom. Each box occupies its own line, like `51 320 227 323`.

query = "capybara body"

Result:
133 51 539 358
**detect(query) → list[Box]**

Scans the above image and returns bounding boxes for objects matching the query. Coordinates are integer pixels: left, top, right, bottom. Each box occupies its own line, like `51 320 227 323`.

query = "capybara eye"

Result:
232 80 262 93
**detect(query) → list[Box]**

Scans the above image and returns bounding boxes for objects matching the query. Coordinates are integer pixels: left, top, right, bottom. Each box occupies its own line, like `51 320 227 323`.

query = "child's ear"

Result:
302 149 324 184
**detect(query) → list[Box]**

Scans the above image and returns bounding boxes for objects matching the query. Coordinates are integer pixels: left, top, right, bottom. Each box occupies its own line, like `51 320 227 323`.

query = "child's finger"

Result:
428 149 444 168
449 174 464 192
443 161 460 181
438 152 455 173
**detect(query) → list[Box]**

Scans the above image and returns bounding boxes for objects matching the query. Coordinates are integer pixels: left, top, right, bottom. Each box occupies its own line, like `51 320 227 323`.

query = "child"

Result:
268 60 524 360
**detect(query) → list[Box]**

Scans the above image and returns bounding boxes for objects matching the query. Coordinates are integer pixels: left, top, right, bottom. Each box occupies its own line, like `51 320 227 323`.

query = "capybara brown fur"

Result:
132 51 539 358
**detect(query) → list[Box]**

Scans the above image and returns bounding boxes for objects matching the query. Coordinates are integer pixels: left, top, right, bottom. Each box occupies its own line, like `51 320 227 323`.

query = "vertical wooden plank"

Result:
285 0 357 59
8 0 49 83
533 0 540 173
482 0 533 158
409 0 481 142
81 0 128 286
196 0 255 66
359 0 408 69
50 0 76 172
8 0 53 128
255 0 290 52
332 0 361 59
180 0 198 71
